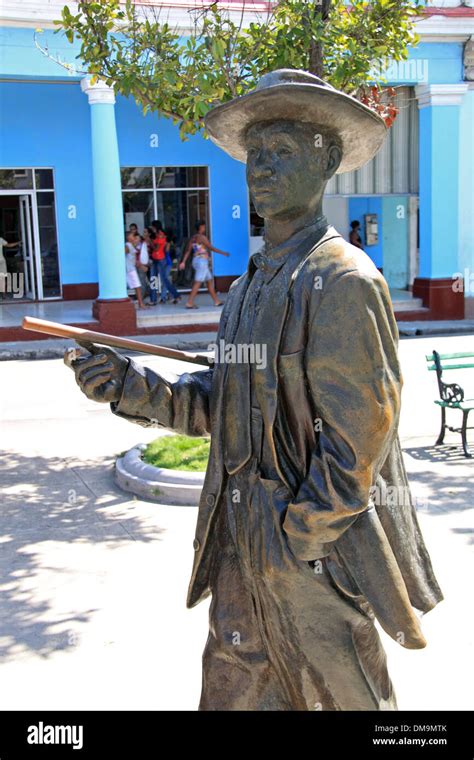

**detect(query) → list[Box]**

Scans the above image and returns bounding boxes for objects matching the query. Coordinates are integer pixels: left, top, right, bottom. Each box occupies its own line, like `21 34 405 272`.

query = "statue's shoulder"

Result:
229 272 248 291
302 227 386 291
225 272 248 302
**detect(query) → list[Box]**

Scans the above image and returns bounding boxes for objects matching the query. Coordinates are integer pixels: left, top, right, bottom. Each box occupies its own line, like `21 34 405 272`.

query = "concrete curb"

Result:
115 443 204 506
397 321 474 337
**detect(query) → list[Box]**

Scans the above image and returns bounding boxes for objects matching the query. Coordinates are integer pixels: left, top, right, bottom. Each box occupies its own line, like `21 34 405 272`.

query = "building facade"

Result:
0 0 473 337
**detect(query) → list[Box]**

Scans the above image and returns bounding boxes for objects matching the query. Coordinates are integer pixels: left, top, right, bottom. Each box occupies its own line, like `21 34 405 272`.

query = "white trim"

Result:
324 193 419 198
29 190 44 300
80 77 115 105
408 195 419 287
415 83 469 108
122 187 209 192
0 0 472 39
417 16 474 40
19 194 35 298
0 1 269 34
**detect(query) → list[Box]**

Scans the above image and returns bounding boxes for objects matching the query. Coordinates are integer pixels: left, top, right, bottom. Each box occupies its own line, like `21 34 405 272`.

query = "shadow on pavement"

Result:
0 450 163 661
404 443 474 464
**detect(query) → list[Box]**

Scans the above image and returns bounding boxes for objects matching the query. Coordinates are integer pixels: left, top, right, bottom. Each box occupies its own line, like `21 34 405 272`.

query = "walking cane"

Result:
21 317 213 367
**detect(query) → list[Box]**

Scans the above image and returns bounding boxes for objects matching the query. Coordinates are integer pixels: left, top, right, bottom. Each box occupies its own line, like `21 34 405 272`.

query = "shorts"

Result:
192 257 213 283
126 269 141 289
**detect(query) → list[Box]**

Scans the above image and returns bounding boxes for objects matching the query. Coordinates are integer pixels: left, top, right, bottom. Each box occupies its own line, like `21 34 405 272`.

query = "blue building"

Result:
0 0 473 338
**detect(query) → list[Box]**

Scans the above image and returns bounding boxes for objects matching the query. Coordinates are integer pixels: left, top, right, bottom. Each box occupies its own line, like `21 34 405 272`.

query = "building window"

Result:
121 165 210 251
121 166 210 289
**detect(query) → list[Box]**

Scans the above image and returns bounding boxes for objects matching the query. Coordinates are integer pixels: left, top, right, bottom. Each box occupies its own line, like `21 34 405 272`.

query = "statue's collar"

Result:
249 215 328 282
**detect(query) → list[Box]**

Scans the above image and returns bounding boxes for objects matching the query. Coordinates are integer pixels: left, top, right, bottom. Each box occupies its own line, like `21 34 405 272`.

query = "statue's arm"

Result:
282 270 402 560
110 286 236 435
111 361 213 437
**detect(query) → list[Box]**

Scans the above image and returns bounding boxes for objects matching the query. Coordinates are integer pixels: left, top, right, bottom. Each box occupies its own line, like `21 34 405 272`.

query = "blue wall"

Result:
458 89 474 277
0 81 249 288
0 26 83 80
115 96 249 278
0 81 97 285
381 42 464 86
348 197 383 268
381 197 409 288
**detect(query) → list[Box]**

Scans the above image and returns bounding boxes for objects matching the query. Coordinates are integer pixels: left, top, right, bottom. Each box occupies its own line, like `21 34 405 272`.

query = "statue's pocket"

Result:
277 349 309 416
249 475 297 574
278 348 304 375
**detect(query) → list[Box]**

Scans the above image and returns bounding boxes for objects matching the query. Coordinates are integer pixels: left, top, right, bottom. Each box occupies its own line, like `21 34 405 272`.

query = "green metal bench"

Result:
426 350 474 458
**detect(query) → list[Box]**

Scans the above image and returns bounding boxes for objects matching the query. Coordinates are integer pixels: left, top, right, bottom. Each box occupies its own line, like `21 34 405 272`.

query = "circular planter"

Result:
115 443 205 506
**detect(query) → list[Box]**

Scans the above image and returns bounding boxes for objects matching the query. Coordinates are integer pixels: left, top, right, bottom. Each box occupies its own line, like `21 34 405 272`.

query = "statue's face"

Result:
245 120 340 221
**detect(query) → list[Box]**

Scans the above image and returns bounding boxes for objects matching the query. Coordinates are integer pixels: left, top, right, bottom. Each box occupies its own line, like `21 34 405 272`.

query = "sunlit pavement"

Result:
0 333 472 710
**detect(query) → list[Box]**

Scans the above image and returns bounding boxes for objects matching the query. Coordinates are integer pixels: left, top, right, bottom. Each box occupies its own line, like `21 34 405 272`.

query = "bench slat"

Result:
435 400 474 410
427 363 474 371
426 352 474 361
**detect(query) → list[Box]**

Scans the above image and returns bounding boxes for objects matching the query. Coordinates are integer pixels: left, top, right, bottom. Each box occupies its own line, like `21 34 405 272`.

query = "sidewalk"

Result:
0 292 228 346
0 334 472 710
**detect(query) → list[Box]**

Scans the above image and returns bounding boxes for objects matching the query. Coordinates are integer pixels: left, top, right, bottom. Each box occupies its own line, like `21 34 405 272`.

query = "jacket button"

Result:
193 538 201 552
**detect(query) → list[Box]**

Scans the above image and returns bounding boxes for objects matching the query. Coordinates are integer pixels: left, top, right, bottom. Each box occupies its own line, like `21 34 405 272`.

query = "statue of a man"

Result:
66 70 442 710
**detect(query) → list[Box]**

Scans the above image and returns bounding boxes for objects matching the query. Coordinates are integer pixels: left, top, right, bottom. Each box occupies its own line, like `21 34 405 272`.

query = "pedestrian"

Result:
349 220 364 250
149 220 181 305
179 220 230 309
160 229 176 302
132 231 150 302
125 232 146 309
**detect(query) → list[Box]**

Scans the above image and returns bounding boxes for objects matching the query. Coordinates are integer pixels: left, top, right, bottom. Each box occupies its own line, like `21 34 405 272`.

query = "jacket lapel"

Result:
252 229 340 486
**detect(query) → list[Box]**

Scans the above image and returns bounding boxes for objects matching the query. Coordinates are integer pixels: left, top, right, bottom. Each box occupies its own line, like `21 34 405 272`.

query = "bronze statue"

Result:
66 70 442 710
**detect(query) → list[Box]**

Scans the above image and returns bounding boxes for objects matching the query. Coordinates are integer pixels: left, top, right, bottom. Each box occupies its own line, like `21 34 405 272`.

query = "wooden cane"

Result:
22 317 213 367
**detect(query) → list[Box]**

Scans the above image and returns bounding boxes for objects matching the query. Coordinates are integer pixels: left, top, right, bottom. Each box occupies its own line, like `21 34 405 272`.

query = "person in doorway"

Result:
149 220 181 305
179 220 230 309
159 229 176 302
132 231 150 303
128 223 139 236
349 220 364 250
0 234 21 297
125 232 146 309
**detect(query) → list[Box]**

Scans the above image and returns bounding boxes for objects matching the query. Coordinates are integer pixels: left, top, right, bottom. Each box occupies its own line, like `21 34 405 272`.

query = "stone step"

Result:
136 301 224 329
391 297 425 311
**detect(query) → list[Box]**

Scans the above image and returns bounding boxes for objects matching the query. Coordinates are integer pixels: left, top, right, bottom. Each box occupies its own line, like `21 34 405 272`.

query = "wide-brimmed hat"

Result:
204 69 387 174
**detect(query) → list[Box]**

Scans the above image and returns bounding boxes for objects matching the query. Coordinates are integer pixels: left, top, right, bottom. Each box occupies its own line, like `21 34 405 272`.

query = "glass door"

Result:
19 194 37 300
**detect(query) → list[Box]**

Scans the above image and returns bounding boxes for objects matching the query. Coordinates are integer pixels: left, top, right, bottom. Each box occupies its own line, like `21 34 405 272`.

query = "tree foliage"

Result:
54 0 423 139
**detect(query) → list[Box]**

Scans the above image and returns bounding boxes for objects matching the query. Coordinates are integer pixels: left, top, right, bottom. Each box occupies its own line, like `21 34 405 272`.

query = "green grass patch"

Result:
142 435 210 472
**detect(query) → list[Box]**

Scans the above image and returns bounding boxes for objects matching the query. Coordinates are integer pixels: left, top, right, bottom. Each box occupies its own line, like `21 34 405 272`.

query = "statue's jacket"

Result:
112 226 443 643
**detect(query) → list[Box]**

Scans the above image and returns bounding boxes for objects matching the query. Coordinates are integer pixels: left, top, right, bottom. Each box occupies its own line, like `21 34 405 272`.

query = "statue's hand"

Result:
64 341 128 403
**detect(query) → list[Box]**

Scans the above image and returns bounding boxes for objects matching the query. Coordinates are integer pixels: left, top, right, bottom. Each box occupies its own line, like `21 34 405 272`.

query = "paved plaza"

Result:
0 333 473 710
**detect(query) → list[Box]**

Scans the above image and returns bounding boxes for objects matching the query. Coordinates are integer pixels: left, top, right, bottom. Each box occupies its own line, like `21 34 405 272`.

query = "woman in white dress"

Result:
125 233 146 309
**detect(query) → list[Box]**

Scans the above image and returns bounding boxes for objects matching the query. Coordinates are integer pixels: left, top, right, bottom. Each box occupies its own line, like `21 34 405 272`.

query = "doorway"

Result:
0 169 61 301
